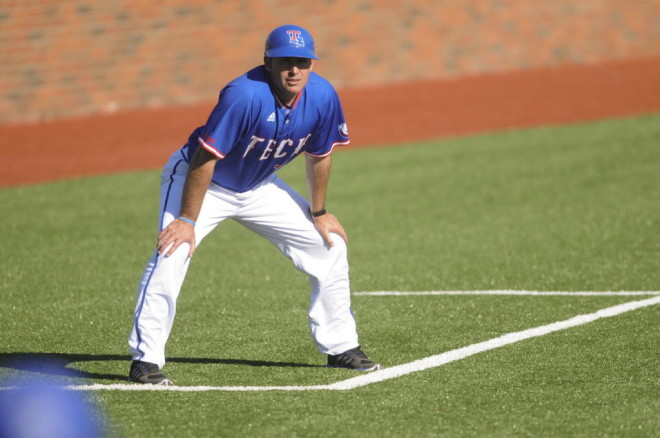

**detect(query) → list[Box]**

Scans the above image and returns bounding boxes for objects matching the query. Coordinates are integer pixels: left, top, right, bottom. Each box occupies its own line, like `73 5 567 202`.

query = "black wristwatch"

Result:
311 208 327 218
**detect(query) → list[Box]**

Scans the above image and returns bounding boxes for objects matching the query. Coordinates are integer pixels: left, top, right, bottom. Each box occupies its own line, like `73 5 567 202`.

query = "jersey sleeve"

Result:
304 88 350 157
197 85 252 159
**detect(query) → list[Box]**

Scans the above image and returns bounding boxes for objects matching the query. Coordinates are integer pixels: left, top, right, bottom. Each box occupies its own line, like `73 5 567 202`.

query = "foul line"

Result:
8 293 654 392
354 290 660 296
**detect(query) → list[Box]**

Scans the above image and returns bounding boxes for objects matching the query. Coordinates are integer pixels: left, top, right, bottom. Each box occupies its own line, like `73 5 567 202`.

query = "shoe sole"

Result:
327 363 383 371
129 377 174 386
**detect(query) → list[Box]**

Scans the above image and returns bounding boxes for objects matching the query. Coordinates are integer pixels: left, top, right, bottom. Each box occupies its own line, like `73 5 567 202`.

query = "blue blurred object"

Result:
0 364 103 438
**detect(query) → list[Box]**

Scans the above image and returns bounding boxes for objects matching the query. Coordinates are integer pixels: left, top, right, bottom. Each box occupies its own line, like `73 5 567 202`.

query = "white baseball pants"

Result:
128 148 359 368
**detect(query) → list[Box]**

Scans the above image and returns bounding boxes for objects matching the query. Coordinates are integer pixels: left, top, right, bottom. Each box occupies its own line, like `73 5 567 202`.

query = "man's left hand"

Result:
313 212 347 247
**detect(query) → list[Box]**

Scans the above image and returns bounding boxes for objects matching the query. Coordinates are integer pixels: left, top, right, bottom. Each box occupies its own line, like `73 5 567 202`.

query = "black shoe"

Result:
327 346 382 371
129 360 174 385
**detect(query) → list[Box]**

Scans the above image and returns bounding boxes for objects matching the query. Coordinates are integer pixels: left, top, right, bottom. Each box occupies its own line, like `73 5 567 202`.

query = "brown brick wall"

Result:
1 0 658 124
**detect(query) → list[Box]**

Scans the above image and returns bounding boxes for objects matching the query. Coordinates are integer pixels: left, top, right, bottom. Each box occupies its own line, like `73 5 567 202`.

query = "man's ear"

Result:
263 56 271 72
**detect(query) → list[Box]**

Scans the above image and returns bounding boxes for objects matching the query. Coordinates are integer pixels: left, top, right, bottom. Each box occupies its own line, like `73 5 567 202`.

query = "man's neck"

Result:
274 90 299 108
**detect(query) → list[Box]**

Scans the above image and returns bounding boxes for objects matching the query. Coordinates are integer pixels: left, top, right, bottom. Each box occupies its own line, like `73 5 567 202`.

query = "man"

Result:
128 24 381 385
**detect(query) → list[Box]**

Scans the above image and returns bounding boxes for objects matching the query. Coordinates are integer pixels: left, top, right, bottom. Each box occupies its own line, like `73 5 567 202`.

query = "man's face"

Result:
264 56 313 104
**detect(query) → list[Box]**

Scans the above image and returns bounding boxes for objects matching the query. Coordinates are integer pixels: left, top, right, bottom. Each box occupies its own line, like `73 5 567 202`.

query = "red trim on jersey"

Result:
198 137 226 159
304 139 350 158
290 91 302 108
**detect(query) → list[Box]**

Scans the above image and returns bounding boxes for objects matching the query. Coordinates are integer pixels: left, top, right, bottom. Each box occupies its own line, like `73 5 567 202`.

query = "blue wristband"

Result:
178 216 196 226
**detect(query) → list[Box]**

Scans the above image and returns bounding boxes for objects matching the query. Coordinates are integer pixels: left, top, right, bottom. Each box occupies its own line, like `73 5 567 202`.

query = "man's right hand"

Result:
157 218 196 258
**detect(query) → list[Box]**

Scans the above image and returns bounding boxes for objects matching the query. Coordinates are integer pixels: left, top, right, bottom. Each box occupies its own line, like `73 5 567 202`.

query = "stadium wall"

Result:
1 0 658 124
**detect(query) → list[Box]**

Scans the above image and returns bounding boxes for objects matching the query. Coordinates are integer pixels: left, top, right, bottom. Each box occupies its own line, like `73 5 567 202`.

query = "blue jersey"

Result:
183 66 350 192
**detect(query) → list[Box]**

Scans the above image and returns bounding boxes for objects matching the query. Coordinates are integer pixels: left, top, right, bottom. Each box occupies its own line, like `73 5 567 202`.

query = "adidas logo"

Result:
267 112 275 122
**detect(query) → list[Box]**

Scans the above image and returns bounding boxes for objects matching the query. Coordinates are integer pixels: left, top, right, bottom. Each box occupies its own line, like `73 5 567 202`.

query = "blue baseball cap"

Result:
264 24 318 60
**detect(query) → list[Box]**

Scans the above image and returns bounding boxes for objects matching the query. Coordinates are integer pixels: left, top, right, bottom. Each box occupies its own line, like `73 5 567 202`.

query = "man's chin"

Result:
285 84 303 94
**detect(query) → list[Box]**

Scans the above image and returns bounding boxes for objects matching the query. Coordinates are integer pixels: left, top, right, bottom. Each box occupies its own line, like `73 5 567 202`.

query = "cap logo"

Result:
286 30 305 48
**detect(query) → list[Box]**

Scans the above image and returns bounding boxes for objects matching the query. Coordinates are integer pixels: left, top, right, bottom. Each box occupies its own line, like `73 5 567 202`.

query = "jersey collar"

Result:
273 89 303 110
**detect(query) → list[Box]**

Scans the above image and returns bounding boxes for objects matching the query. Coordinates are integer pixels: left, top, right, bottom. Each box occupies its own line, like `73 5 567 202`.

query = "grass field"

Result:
1 114 659 437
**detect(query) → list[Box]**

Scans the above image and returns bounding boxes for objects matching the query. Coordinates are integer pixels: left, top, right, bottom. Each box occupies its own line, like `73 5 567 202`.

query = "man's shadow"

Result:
0 353 322 382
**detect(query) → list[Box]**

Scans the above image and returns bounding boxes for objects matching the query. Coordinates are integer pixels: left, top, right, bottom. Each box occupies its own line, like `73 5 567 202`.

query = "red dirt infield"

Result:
1 56 659 188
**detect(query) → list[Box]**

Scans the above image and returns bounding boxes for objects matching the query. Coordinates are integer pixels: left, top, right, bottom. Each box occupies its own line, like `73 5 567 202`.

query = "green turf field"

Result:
1 114 659 437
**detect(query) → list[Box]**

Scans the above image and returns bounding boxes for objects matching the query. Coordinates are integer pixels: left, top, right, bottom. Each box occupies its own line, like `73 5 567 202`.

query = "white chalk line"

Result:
4 293 653 392
354 290 660 296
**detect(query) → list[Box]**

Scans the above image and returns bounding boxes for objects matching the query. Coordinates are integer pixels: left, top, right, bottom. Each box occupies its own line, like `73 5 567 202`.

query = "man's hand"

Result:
157 219 196 258
312 212 347 247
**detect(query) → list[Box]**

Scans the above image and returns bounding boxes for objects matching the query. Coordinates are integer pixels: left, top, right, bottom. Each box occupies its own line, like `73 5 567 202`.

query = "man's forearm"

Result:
180 149 217 221
306 155 331 212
